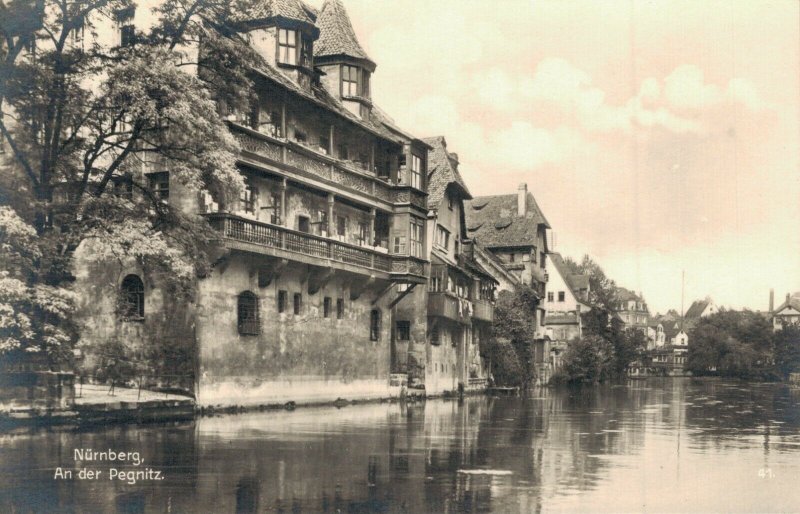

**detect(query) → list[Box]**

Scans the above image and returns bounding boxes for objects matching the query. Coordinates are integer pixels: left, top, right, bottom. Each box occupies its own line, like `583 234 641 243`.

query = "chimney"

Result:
517 183 527 217
769 289 774 313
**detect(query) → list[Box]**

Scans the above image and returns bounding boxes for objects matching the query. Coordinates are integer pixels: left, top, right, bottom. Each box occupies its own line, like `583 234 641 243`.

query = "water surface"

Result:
1 378 799 513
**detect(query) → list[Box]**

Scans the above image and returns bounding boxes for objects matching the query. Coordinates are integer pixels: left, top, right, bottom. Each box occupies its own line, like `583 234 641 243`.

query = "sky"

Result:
304 0 800 314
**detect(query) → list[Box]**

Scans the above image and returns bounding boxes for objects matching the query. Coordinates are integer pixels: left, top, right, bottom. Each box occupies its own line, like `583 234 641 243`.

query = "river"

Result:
1 378 799 513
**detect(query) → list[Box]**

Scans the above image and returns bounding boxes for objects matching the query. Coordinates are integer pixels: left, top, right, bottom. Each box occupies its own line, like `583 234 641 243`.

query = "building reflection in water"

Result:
1 380 800 512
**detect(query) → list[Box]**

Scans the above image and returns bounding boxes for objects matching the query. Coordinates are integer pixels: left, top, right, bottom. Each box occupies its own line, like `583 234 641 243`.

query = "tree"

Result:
773 326 800 379
686 310 774 378
552 335 614 384
491 285 540 388
0 0 261 366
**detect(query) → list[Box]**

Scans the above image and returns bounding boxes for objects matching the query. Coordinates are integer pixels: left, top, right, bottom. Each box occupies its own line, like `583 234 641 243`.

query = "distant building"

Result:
771 292 800 332
646 319 665 350
685 297 718 319
544 253 590 345
614 287 650 331
464 183 551 333
464 183 551 383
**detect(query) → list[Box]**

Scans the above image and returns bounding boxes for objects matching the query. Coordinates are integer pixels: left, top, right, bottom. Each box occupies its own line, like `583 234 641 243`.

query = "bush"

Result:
489 337 524 387
552 335 614 384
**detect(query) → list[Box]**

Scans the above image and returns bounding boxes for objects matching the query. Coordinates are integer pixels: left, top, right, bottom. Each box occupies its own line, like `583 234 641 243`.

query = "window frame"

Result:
323 297 332 318
410 153 423 190
120 274 144 321
147 171 169 201
293 293 302 315
410 218 424 258
277 28 298 65
396 320 411 341
370 309 380 341
558 291 566 302
342 64 360 97
237 291 260 336
336 298 345 319
278 290 287 313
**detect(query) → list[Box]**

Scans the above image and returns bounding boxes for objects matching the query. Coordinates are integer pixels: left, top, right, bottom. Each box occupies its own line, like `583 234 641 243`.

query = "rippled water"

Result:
2 378 799 513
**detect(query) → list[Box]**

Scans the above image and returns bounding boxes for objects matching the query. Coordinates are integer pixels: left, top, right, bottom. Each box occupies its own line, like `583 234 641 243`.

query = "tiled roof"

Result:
422 136 471 207
548 253 589 298
464 191 550 249
315 0 374 65
233 0 318 28
685 300 709 319
615 287 643 303
249 55 400 143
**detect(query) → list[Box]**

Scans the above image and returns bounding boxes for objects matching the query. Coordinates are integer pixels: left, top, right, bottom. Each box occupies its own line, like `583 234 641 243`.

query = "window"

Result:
293 293 302 315
336 215 347 237
237 291 259 335
558 291 566 302
547 292 554 302
121 274 144 320
396 321 410 341
342 65 359 97
410 154 423 189
447 194 454 210
278 290 287 313
278 29 297 65
336 298 344 319
297 215 310 233
540 252 546 268
370 309 380 341
299 35 313 68
294 129 307 143
435 225 450 250
338 144 349 160
319 136 330 155
430 324 440 345
240 184 257 214
117 8 136 47
147 172 169 200
269 192 281 225
393 235 406 254
316 210 328 235
324 297 331 318
355 221 369 246
410 218 423 258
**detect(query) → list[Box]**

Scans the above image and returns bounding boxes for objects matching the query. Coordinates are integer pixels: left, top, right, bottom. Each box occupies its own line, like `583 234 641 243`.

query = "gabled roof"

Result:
685 300 710 319
315 0 374 67
464 191 550 249
774 293 800 315
422 136 471 207
549 252 590 299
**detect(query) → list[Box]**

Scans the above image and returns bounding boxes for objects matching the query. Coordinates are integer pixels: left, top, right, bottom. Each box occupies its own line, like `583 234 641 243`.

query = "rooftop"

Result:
549 253 590 297
465 191 550 249
315 0 374 67
685 299 710 319
422 136 472 207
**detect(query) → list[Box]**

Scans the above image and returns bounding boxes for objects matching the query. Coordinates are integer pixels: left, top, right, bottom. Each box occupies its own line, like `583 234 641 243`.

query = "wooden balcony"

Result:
428 292 472 324
230 123 426 211
472 299 495 323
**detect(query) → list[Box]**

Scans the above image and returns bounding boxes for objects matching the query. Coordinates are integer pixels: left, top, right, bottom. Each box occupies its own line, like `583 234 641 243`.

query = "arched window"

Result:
238 291 260 335
121 274 144 320
370 309 381 341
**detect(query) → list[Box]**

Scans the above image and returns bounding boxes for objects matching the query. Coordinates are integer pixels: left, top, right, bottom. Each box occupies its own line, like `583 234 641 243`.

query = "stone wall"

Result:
196 254 397 406
0 371 75 410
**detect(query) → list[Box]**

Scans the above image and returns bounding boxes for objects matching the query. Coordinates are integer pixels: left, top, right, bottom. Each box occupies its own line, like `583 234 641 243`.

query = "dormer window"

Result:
341 65 370 98
278 29 298 65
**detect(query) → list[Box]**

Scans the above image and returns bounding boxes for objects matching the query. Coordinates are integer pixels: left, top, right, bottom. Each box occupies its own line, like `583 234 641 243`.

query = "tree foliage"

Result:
491 285 540 388
0 0 261 363
774 326 800 378
552 335 614 384
686 310 775 379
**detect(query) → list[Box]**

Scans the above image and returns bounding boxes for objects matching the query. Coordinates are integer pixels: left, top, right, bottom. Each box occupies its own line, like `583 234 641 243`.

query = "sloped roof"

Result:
249 55 400 143
549 252 590 298
422 136 471 207
616 287 643 302
685 300 709 319
233 0 318 31
774 293 800 315
315 0 374 66
464 191 550 249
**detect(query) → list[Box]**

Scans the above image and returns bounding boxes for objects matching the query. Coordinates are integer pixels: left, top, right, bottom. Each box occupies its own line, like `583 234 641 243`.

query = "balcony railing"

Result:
428 292 472 324
230 123 425 209
472 299 494 323
206 213 393 273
